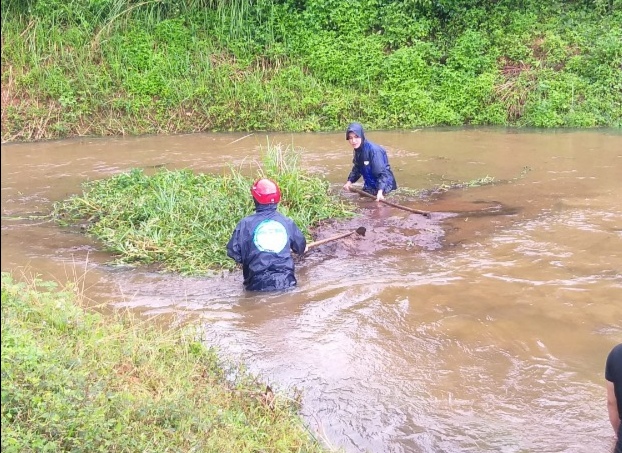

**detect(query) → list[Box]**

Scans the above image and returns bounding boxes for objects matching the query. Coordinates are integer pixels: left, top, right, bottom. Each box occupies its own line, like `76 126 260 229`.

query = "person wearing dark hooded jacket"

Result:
227 178 306 291
606 343 622 453
343 122 397 201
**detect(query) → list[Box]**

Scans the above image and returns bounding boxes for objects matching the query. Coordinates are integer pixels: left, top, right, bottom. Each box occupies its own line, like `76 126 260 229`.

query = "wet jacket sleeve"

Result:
290 222 306 255
347 152 361 183
226 223 243 263
370 143 391 192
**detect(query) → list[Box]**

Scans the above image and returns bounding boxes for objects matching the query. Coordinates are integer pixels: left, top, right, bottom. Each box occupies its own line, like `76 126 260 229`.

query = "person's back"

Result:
227 179 306 291
606 343 622 453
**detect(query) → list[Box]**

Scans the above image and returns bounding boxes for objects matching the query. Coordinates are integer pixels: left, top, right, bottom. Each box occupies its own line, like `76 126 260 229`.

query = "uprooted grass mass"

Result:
51 142 357 275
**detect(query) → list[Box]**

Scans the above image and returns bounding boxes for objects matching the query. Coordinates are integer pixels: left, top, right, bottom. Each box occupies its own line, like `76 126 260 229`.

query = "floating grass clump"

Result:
0 272 329 452
52 143 356 275
397 166 531 199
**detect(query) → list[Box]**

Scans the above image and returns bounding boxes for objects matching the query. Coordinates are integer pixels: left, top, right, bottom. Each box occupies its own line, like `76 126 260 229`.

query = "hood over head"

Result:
345 122 366 142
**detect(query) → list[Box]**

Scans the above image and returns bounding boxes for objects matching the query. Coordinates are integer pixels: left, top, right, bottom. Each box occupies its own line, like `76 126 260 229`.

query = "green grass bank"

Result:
2 0 621 142
1 272 332 452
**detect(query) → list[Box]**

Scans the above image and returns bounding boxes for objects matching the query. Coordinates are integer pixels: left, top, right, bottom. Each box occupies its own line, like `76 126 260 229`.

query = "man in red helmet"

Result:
226 178 307 291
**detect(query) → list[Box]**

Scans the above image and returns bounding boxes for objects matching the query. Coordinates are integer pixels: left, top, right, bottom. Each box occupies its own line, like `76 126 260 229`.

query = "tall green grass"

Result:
1 0 620 142
51 142 356 275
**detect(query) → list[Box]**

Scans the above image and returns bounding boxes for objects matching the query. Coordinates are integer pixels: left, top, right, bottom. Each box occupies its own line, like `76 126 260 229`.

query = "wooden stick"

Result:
306 227 366 251
348 187 431 218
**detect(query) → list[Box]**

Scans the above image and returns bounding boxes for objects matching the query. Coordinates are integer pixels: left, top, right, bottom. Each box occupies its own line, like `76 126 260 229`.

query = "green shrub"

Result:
1 273 328 452
1 0 620 140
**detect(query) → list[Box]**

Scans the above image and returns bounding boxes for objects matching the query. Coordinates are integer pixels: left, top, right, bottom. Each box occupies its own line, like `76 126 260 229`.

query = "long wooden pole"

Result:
348 187 431 218
306 227 366 251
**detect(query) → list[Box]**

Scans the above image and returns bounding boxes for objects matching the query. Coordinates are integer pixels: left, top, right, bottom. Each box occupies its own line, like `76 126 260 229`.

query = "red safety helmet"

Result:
251 178 281 204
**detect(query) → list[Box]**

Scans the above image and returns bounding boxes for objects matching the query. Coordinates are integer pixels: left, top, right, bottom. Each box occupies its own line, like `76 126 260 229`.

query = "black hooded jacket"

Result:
346 122 397 194
226 203 306 291
606 343 622 443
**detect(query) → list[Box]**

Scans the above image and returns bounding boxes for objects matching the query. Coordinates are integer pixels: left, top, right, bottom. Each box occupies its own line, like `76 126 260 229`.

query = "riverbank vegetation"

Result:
52 143 356 275
1 272 331 452
2 0 620 142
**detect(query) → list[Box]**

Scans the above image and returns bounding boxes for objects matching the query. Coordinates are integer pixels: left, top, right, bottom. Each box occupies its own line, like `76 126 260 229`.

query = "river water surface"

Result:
2 128 621 453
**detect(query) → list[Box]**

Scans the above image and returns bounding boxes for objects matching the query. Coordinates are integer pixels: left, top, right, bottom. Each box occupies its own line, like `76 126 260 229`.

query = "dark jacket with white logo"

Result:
227 203 306 291
346 122 398 194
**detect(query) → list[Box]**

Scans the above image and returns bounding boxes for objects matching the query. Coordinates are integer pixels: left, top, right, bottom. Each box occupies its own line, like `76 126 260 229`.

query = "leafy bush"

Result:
1 0 620 140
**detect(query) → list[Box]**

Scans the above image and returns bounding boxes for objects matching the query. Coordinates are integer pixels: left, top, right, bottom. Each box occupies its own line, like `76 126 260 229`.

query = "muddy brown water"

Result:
2 127 621 453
